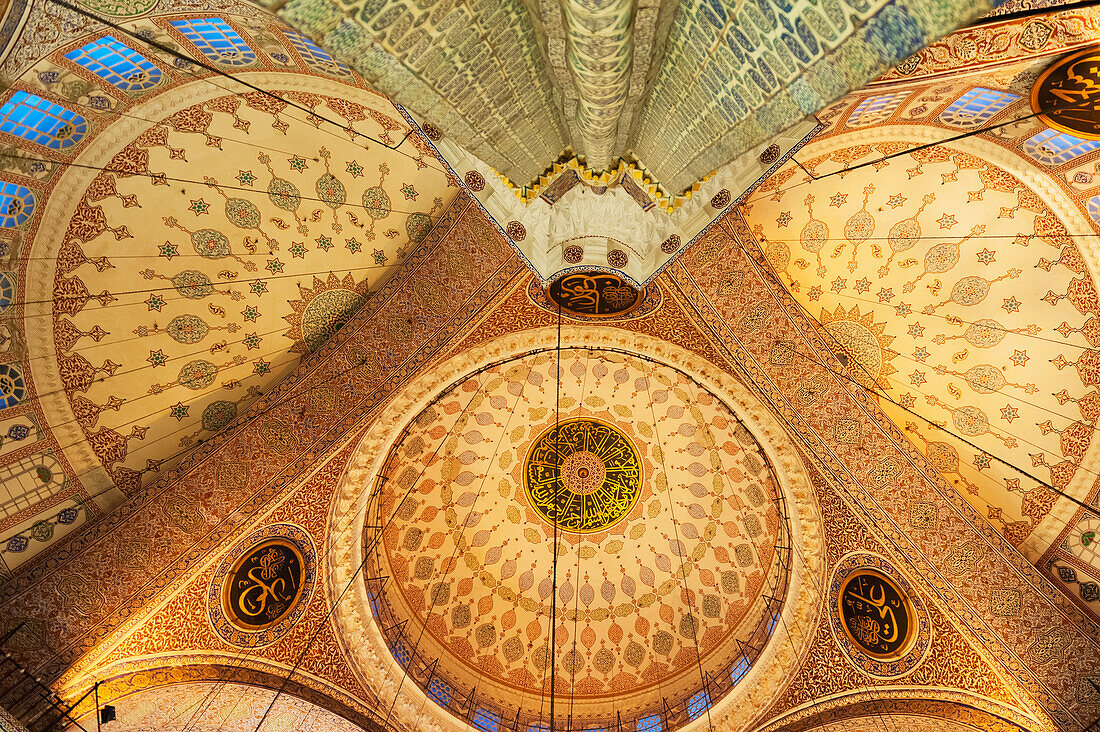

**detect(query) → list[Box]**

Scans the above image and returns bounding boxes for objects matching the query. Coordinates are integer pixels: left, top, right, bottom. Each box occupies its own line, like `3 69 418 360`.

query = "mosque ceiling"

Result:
269 0 1001 192
0 5 457 577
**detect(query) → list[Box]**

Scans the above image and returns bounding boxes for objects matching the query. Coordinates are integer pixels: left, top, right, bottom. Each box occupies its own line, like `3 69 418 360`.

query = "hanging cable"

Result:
548 300 562 732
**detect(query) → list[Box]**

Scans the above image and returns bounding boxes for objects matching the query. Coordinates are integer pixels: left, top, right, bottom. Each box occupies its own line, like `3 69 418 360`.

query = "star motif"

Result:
976 248 996 264
974 452 992 470
289 241 308 258
908 322 925 338
899 393 916 409
345 237 362 253
1000 404 1019 422
250 280 268 296
253 359 271 376
1002 296 1021 313
829 193 847 208
776 211 792 227
937 213 957 229
316 234 334 251
145 294 166 312
854 277 871 294
401 183 418 201
147 349 167 367
1010 349 1029 366
243 332 261 350
912 347 929 362
242 305 260 322
237 170 256 186
288 155 309 172
909 370 926 386
807 286 823 302
877 288 894 302
346 160 364 177
266 258 285 274
158 241 178 259
188 198 210 215
886 194 907 209
895 302 912 316
372 248 388 265
831 277 847 293
169 402 189 421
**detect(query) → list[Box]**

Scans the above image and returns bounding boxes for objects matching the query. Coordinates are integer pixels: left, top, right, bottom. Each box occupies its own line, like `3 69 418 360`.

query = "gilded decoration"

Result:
1032 47 1100 140
523 417 642 534
829 555 930 678
546 271 645 318
207 523 315 647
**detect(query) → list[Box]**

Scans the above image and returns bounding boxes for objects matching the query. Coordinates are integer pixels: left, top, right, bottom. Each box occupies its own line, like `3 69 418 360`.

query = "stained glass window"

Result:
0 272 14 313
427 677 451 707
940 87 1019 127
65 36 162 92
392 639 410 667
1023 128 1100 166
170 18 256 66
283 29 349 75
0 183 34 227
0 91 86 149
636 714 662 732
686 690 710 720
472 707 500 732
847 92 908 127
0 363 25 409
730 656 751 685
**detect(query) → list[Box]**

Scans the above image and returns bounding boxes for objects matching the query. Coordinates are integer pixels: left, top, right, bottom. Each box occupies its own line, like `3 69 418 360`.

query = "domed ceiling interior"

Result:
1 1 1100 732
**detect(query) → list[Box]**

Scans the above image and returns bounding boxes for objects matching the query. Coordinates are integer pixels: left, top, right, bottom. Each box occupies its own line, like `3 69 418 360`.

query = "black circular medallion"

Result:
547 271 643 318
222 539 305 630
1032 47 1100 140
838 570 913 658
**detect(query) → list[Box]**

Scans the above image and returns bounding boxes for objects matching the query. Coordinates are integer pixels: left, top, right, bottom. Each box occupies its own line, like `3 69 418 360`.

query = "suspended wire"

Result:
567 348 591 731
43 0 447 173
379 356 534 729
742 95 1097 207
249 366 491 732
637 350 714 732
0 151 450 218
548 300 562 732
712 232 1100 520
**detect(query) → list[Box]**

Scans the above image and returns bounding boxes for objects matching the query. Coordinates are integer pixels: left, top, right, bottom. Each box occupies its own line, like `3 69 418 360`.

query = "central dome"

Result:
362 347 792 730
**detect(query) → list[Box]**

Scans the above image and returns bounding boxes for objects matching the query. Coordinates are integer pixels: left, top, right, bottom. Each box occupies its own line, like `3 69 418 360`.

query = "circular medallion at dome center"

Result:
525 418 640 532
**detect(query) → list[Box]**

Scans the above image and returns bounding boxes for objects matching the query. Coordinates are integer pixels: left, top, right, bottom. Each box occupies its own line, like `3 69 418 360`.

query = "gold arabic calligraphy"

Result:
227 543 302 628
1033 49 1100 139
524 418 641 533
548 273 642 316
840 572 911 657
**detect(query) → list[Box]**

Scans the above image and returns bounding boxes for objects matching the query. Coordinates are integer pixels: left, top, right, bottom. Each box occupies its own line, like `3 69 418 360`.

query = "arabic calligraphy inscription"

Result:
223 539 304 630
547 272 644 317
1032 47 1100 140
839 570 913 658
524 418 641 533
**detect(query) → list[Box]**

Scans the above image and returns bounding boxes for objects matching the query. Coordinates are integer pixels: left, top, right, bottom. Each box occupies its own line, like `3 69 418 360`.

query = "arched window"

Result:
1023 128 1100 166
426 677 451 706
940 87 1019 128
0 183 34 227
0 272 15 313
847 92 908 127
729 655 750 684
472 707 500 732
686 690 711 720
0 453 64 520
170 18 256 66
283 29 349 76
636 714 662 732
65 36 162 92
0 90 86 149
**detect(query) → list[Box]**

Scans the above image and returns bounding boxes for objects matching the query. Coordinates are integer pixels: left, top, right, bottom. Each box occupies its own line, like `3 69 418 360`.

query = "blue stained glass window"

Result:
528 723 550 732
170 18 255 66
636 714 662 732
0 363 26 409
686 690 710 720
65 36 162 92
472 707 500 732
0 183 34 228
767 610 780 634
1023 128 1100 166
0 91 86 149
367 591 381 619
392 639 410 667
427 677 451 707
1087 195 1100 226
940 87 1019 128
0 272 14 314
282 29 349 75
730 656 751 685
847 92 907 127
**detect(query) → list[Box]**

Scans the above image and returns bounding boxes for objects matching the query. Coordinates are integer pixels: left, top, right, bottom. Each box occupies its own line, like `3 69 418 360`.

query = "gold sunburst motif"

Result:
283 273 369 354
818 304 897 390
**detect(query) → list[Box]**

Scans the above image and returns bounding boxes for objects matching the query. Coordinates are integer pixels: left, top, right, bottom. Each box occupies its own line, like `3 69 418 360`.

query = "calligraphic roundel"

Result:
524 417 642 533
1032 47 1100 140
207 523 317 648
547 271 644 317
